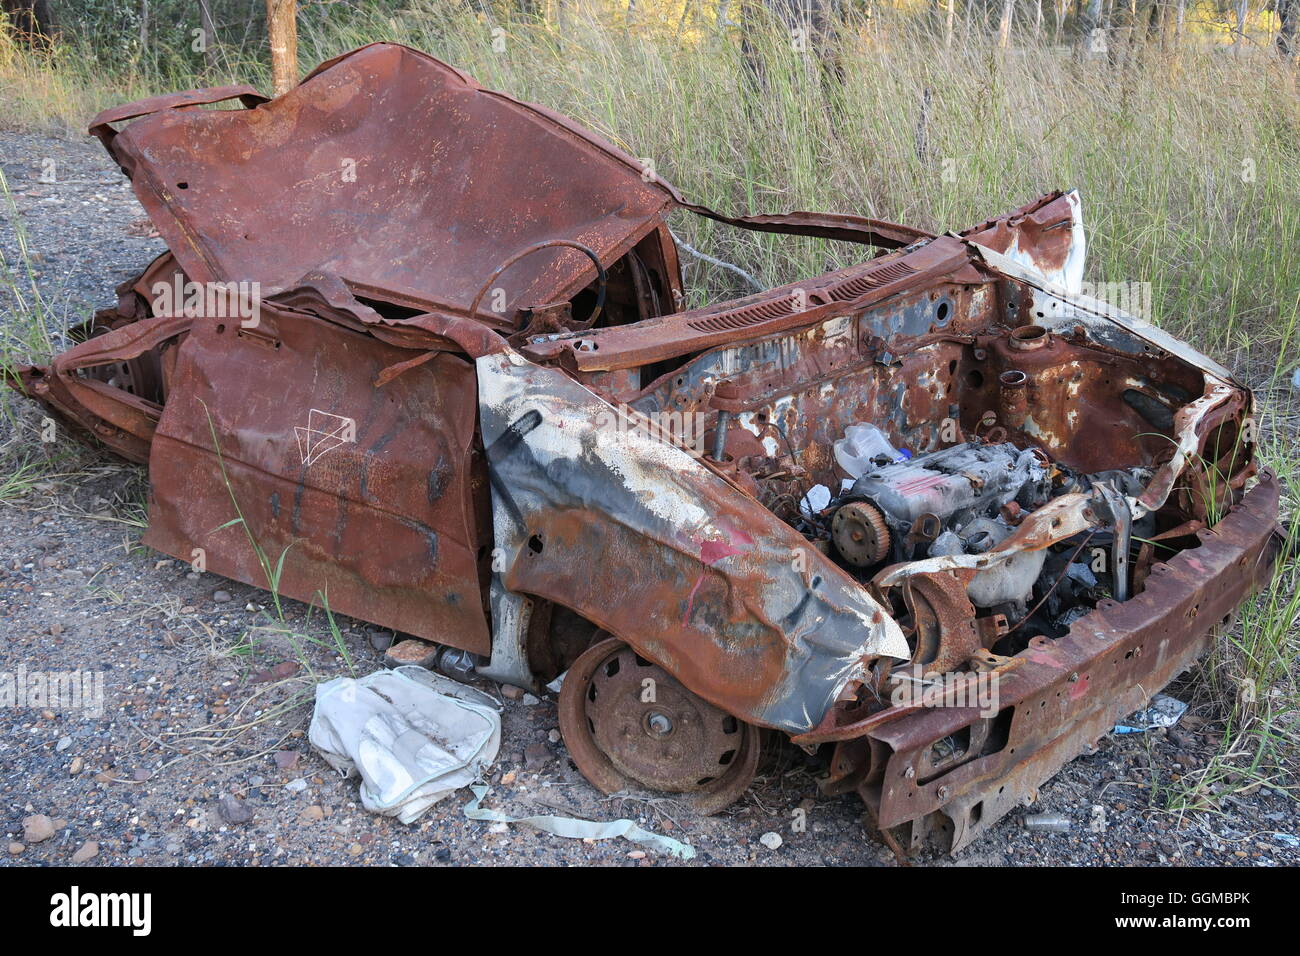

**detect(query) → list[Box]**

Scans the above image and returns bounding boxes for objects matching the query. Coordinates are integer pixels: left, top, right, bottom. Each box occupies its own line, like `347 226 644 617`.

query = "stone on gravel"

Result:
274 750 299 771
523 742 551 770
385 639 439 669
22 814 57 843
759 832 783 850
500 683 526 700
216 794 253 825
7 843 24 856
70 841 99 864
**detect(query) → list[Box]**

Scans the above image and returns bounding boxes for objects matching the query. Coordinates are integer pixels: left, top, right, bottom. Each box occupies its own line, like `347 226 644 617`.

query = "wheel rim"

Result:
558 637 761 814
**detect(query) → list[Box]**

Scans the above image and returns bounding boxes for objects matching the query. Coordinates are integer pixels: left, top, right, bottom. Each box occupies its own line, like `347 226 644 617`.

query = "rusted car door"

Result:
142 306 492 653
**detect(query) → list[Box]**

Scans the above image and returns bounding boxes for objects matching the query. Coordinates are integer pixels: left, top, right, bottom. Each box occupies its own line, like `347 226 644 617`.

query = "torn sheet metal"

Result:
88 42 930 332
463 785 695 859
962 189 1085 294
477 347 908 733
91 43 673 324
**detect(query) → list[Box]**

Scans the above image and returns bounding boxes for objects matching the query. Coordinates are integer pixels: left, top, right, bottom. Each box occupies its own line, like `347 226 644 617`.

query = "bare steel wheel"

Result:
558 637 761 814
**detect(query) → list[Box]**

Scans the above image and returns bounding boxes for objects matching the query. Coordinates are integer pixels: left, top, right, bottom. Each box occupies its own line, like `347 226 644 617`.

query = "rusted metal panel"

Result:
141 302 492 654
96 43 675 325
477 348 908 732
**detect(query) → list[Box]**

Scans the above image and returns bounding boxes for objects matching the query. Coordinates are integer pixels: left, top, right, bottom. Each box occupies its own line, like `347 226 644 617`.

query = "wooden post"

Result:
266 0 298 97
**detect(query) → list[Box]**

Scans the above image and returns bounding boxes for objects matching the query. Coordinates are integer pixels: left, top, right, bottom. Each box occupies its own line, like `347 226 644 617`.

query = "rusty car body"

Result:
13 43 1281 853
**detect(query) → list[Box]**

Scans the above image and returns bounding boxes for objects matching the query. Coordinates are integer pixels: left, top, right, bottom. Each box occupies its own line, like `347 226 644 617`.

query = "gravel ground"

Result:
1 127 1296 868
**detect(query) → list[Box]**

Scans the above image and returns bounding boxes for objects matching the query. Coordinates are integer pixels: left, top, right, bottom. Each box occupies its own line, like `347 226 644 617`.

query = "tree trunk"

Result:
945 0 956 47
1081 0 1105 55
1280 0 1299 58
998 0 1015 46
0 0 55 46
198 0 219 75
266 0 298 96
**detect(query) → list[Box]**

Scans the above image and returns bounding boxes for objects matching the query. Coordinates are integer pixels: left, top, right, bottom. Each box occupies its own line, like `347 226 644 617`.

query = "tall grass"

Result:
1 2 1297 802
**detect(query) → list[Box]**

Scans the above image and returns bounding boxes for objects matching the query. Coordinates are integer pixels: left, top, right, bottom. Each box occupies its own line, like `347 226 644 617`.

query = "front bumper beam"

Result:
846 470 1282 854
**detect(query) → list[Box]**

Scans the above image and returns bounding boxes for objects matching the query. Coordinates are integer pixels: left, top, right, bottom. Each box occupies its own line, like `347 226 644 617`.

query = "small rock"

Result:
212 590 233 603
500 684 526 701
216 794 253 825
22 815 57 843
70 841 99 864
523 742 551 770
7 843 24 856
368 629 394 652
759 832 783 850
132 768 151 782
284 778 309 793
348 843 364 856
628 850 647 860
274 750 299 771
521 693 540 706
69 757 83 775
299 805 325 823
500 771 517 785
385 639 439 669
56 736 72 752
31 534 61 551
251 661 300 683
547 729 561 744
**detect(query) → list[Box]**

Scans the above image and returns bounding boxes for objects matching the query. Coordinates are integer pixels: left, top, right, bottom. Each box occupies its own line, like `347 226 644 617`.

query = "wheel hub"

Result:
558 637 761 813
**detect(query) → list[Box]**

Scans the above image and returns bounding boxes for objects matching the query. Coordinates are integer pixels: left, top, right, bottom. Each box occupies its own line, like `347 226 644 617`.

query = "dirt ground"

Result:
1 128 1296 867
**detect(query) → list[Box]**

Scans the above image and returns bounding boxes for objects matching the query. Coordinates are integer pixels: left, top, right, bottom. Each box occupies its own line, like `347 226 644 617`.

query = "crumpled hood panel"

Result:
99 42 673 320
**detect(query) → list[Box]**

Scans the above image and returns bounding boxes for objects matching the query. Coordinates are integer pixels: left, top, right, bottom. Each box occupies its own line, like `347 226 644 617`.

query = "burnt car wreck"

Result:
12 43 1282 854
